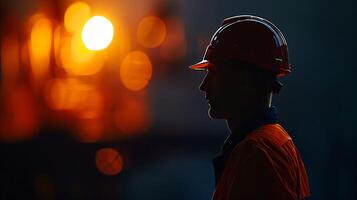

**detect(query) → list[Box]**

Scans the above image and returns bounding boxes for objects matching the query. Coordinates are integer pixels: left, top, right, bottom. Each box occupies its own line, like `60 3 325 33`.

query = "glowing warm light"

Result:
21 43 29 66
1 35 20 83
82 16 114 50
71 32 94 63
75 118 104 142
64 1 91 33
77 89 103 119
53 25 63 67
45 78 91 110
60 35 104 75
95 148 123 176
106 20 131 68
120 51 152 91
72 86 104 142
137 16 166 48
29 17 53 79
0 86 38 141
114 95 150 134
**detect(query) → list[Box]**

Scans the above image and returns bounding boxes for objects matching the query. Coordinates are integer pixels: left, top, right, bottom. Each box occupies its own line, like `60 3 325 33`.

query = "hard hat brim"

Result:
189 60 210 70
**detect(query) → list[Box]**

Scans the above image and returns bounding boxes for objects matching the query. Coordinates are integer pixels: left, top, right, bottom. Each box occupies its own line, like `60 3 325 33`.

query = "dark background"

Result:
1 0 356 199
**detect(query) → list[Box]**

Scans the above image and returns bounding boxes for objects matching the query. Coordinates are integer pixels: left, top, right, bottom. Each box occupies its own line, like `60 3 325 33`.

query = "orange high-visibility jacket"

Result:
212 124 310 200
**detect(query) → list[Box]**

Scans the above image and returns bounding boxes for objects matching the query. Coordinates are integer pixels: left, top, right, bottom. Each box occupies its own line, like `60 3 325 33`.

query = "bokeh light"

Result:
75 86 104 119
120 51 152 91
95 148 123 176
82 16 114 50
74 87 104 142
137 16 166 48
71 32 94 63
60 35 104 76
64 1 91 33
29 16 53 79
44 78 90 110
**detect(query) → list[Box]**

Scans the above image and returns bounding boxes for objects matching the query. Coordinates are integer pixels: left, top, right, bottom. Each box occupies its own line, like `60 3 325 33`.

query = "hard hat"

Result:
190 15 291 77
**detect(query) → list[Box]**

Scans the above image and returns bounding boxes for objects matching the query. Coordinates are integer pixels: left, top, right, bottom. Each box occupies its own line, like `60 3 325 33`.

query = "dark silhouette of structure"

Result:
190 15 311 200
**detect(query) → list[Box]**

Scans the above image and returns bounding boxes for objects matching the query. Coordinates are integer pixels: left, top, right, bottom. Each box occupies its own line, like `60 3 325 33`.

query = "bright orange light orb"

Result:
95 148 123 176
64 2 91 33
82 16 114 50
44 78 90 110
29 17 52 79
120 51 152 91
137 16 166 48
60 35 104 76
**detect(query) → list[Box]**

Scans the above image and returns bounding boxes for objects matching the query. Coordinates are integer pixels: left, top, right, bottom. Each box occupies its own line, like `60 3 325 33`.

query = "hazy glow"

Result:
1 35 20 83
75 118 103 142
64 1 91 33
45 78 90 110
82 16 114 50
60 35 104 75
71 32 94 63
76 87 103 119
72 87 104 142
95 148 123 176
159 18 187 61
137 16 166 48
53 25 63 67
114 95 150 134
120 51 152 91
29 17 52 79
1 86 38 141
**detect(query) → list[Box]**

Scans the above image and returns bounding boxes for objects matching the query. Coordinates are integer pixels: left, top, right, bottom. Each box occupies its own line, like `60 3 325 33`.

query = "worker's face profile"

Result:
199 63 247 119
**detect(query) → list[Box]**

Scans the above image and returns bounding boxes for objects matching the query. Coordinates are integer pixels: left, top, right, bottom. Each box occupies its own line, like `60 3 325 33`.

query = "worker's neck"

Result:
227 95 272 135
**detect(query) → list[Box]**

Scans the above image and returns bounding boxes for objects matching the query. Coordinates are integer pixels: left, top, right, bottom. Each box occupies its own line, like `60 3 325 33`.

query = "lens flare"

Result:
137 16 166 48
29 17 52 79
64 1 91 33
44 78 90 110
82 16 114 50
120 51 152 91
60 35 104 76
95 148 123 176
71 32 94 63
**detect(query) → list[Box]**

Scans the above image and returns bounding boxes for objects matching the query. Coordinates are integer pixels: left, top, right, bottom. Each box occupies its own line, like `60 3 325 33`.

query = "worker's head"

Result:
199 61 280 119
190 15 290 119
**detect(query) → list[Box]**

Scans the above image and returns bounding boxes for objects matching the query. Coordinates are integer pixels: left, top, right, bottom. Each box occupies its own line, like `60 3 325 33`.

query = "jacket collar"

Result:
213 106 279 185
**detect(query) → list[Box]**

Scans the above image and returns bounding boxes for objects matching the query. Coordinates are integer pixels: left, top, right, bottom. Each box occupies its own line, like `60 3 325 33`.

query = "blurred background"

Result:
0 0 356 199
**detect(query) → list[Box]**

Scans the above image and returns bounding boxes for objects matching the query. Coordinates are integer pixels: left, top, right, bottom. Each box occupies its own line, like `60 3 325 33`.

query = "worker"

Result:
190 15 311 200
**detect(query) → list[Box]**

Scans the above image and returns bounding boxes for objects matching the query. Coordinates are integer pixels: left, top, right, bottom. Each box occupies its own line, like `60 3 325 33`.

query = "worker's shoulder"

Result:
231 124 294 158
247 123 292 147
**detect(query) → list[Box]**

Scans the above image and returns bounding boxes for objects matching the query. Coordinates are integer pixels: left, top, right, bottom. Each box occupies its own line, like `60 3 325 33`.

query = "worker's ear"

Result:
237 69 255 91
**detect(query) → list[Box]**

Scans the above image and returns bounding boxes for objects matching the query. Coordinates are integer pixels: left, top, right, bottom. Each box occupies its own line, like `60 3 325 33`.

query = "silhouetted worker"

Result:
190 15 311 200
